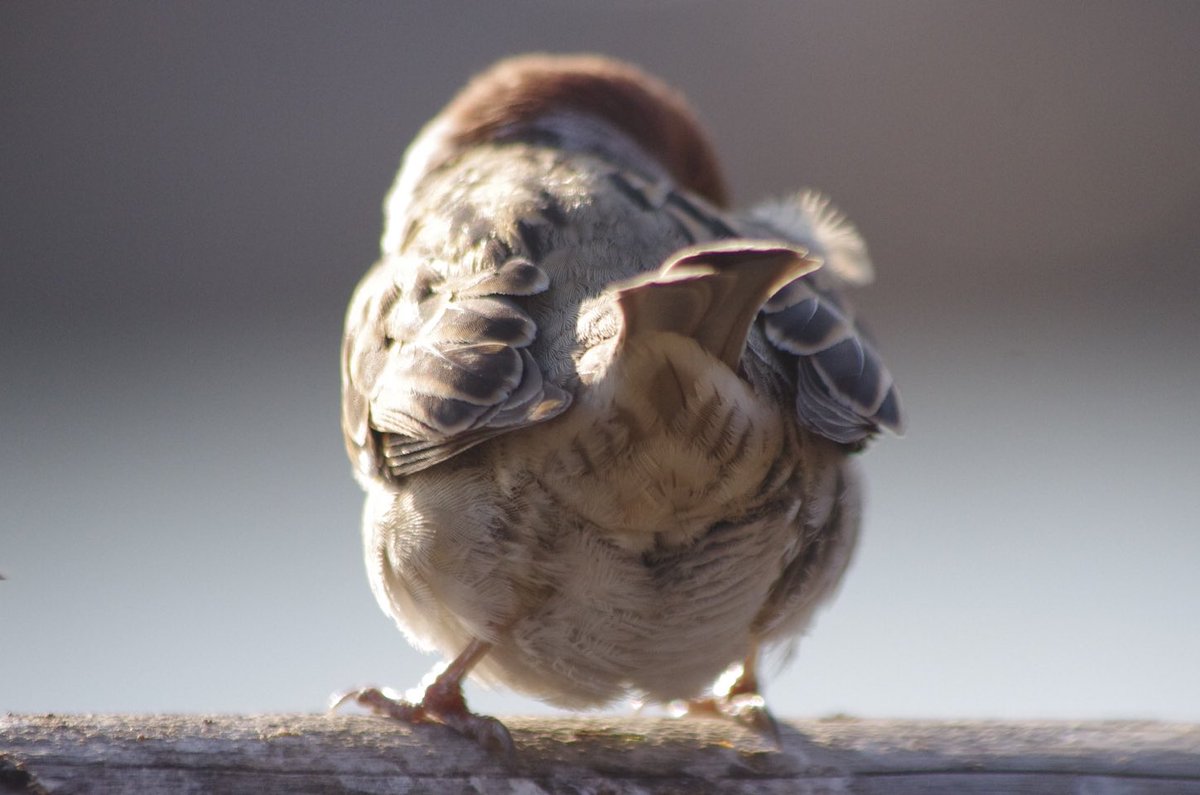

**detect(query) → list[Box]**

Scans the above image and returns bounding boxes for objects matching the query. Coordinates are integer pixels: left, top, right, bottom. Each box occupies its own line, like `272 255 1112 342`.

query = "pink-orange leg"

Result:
684 650 781 744
332 639 514 756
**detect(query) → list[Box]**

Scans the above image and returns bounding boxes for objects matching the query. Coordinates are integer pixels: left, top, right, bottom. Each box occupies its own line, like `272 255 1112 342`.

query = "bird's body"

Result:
340 54 900 746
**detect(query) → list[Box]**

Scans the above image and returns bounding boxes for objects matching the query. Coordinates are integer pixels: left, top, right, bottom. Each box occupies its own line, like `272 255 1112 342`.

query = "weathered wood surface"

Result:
2 714 1198 794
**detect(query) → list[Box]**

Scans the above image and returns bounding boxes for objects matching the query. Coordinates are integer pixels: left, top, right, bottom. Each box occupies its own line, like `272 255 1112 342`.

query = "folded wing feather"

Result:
341 256 570 481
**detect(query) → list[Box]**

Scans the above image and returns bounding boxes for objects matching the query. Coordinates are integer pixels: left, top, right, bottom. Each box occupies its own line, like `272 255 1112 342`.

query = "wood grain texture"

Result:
3 714 1198 794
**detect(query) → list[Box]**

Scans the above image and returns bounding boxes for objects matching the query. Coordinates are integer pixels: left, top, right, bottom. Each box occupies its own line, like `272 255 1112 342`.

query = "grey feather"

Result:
341 255 571 480
762 280 903 441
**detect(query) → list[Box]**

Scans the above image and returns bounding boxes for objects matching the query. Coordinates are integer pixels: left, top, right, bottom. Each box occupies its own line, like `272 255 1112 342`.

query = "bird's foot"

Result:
332 639 513 756
682 691 781 745
678 658 782 745
331 680 514 757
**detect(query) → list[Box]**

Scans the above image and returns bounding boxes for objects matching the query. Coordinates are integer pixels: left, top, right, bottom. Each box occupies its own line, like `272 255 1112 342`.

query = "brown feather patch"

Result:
437 53 729 207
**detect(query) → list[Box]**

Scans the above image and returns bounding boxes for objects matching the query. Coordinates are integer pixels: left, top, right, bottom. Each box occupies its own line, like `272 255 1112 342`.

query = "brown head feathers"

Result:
434 54 729 207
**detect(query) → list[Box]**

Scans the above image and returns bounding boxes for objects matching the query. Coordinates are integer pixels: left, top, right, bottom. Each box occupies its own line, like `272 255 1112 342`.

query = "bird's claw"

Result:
681 691 782 747
331 686 426 721
724 693 782 746
448 712 516 757
331 685 515 758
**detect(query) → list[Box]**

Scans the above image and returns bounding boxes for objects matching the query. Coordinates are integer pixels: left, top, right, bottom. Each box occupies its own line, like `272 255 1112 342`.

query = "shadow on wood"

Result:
3 714 1199 793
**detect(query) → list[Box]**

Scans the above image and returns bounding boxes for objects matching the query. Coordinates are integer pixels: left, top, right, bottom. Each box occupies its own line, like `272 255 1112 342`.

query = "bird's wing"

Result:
738 191 904 444
757 275 903 444
341 255 571 481
610 174 904 446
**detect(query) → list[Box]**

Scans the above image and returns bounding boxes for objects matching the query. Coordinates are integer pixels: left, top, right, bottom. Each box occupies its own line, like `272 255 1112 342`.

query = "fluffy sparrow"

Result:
337 53 902 753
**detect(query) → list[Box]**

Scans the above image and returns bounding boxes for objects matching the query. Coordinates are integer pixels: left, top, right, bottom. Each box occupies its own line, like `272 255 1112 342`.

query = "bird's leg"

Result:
683 649 781 744
332 638 514 755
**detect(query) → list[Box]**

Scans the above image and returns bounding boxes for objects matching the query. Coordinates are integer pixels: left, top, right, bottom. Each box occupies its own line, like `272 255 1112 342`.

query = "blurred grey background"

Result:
3 2 1198 722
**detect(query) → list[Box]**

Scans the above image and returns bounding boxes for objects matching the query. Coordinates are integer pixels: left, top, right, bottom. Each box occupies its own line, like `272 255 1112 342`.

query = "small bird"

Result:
337 53 902 753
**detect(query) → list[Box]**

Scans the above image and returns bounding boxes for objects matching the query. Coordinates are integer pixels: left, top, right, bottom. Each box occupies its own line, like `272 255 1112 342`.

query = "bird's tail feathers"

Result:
615 240 820 371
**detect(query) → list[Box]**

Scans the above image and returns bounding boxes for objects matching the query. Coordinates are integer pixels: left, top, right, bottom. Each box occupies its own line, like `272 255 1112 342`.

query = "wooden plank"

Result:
3 714 1198 794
